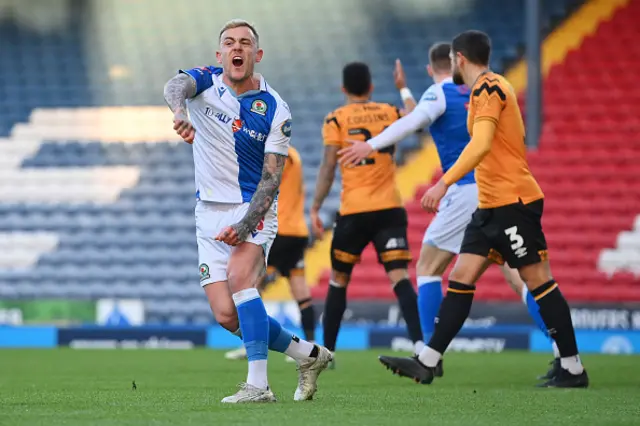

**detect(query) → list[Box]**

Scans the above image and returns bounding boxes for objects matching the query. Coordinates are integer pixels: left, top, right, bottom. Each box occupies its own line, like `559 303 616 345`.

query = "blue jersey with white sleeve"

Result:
179 66 292 203
418 77 474 185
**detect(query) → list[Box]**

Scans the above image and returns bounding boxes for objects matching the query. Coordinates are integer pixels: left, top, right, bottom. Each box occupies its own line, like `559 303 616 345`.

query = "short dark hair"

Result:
452 30 491 66
342 62 371 96
429 42 452 72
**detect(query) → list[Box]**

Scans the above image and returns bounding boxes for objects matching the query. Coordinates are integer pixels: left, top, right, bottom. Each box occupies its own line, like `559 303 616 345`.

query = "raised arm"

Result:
394 59 417 113
164 73 197 143
163 73 196 115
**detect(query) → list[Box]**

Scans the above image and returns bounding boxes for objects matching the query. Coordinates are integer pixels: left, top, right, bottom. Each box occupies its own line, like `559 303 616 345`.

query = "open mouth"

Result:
232 56 244 67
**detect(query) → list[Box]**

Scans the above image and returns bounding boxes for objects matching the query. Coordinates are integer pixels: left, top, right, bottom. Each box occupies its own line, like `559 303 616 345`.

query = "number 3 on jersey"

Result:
504 226 527 258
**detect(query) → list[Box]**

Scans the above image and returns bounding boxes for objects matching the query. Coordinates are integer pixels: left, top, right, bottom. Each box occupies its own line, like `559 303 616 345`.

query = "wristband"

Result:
399 87 414 102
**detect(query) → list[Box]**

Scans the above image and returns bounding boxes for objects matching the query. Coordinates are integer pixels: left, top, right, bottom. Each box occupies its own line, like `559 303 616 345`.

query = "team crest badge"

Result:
280 119 292 137
250 100 267 115
423 92 437 101
199 263 210 282
232 118 243 133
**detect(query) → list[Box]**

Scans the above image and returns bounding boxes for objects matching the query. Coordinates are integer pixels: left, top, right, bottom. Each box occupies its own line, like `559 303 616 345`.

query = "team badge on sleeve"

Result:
251 100 267 115
422 92 438 101
280 119 292 137
199 263 210 281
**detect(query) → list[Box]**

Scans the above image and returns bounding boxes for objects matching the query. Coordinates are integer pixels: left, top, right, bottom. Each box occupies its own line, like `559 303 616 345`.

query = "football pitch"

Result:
1 349 638 426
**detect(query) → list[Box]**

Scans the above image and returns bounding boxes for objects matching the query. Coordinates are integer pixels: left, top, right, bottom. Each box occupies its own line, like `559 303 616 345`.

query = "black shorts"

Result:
460 199 548 269
267 235 308 278
331 207 411 274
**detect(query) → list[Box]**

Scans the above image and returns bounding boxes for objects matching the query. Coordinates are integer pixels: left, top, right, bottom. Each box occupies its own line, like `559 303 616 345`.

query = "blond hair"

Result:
219 19 259 47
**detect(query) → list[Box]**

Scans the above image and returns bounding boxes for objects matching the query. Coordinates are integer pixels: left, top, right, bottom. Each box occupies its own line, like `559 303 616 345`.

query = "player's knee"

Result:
448 265 477 286
519 261 553 290
227 267 258 294
417 244 455 277
500 265 525 296
448 268 474 285
387 268 409 286
448 254 490 285
214 309 238 332
417 257 445 277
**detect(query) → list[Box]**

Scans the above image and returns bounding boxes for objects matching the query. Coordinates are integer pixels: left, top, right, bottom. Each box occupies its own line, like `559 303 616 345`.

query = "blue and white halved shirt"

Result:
180 66 292 203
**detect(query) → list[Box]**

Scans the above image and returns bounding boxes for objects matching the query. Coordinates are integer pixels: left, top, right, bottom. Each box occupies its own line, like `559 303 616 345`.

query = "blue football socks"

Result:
417 276 443 341
233 288 269 389
268 315 294 353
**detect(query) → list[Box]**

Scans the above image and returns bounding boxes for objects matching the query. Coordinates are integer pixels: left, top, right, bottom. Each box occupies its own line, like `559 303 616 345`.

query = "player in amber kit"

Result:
311 62 423 362
379 31 588 388
225 146 316 361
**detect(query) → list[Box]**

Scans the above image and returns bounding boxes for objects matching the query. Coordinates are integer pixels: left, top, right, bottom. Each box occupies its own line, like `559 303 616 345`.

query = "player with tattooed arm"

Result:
163 19 331 403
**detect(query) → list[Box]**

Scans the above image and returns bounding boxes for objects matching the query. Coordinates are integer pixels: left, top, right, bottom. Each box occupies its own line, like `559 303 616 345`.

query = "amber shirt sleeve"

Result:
442 88 504 186
322 112 342 146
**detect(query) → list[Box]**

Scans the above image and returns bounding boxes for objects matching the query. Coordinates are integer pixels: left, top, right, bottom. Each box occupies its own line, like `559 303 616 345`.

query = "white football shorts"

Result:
423 183 478 254
195 200 278 286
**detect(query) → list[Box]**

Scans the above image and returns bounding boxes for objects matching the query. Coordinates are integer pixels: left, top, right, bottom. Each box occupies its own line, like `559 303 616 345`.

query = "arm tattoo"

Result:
163 73 196 117
234 153 286 240
312 146 339 211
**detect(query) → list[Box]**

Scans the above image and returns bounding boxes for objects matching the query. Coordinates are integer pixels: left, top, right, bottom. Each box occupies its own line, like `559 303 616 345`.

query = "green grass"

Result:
0 349 638 425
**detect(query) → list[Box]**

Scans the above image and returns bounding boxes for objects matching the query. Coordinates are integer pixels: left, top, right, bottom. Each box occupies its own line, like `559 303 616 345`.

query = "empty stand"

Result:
0 0 587 322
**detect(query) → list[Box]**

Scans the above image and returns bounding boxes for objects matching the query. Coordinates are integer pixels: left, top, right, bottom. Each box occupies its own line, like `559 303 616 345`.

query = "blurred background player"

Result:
380 30 587 388
225 146 316 362
311 62 424 365
164 19 331 403
339 43 558 379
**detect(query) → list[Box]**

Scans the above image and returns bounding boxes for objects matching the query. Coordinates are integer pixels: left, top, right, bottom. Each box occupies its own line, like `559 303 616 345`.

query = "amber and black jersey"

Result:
322 102 403 215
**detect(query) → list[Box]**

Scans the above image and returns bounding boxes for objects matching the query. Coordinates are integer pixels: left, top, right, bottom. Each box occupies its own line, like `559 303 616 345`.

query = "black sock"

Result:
298 298 316 342
531 280 579 358
322 284 347 352
428 281 475 354
393 278 423 344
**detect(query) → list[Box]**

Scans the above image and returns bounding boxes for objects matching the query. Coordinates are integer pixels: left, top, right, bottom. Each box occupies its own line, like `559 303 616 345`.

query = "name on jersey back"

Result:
347 112 394 126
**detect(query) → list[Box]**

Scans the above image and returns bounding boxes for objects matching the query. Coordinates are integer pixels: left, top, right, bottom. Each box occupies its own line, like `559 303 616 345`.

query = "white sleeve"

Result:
367 84 447 151
265 100 291 156
415 83 447 123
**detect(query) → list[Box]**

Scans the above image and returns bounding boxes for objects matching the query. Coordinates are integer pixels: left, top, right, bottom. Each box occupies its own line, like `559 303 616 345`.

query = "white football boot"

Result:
224 346 247 360
221 383 277 403
293 345 333 401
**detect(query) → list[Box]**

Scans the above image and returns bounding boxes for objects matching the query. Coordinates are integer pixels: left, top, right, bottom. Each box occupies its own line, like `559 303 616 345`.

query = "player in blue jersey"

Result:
339 43 558 380
163 19 331 403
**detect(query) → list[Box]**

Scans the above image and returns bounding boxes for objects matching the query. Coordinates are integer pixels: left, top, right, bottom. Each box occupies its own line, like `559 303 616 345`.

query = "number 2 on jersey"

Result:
348 126 395 166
